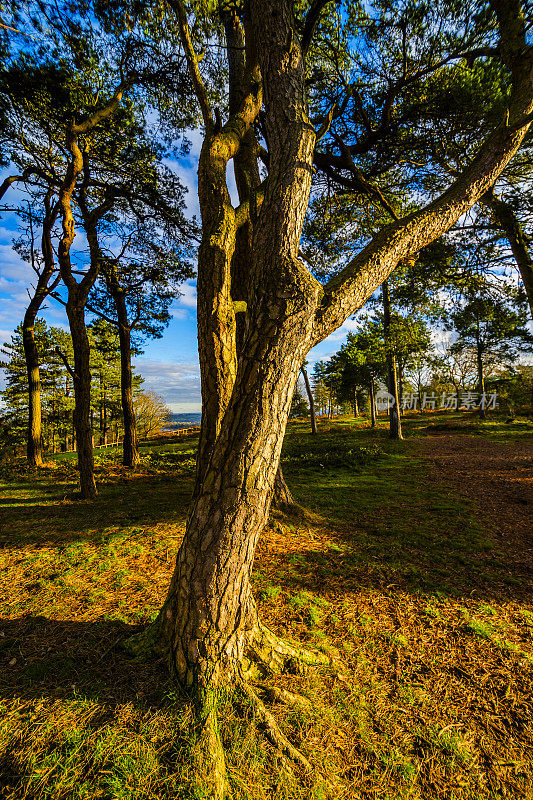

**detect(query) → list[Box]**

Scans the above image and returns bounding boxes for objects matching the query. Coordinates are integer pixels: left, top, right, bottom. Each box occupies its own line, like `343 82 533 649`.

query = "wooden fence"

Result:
4 425 202 459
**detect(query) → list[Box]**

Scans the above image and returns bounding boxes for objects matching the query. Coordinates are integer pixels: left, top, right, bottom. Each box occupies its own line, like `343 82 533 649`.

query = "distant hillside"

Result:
164 412 202 431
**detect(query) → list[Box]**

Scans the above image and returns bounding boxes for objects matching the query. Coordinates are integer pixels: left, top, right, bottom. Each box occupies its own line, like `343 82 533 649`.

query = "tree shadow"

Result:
0 473 194 549
270 453 533 603
0 615 175 709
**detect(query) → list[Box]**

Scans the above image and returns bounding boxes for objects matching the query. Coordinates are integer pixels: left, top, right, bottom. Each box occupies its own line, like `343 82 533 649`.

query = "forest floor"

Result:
0 411 532 800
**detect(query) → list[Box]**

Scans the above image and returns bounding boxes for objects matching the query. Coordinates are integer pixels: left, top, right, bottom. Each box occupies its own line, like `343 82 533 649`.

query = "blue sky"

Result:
0 130 359 412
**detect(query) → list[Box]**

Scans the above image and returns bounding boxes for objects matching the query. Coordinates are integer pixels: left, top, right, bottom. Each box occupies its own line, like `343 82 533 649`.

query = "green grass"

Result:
1 413 533 799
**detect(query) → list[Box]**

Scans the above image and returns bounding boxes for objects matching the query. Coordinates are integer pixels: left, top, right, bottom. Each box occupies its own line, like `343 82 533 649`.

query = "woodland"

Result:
1 0 533 798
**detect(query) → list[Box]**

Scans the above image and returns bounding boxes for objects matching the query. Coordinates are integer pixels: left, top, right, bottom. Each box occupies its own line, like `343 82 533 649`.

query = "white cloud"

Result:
133 357 201 410
176 280 197 308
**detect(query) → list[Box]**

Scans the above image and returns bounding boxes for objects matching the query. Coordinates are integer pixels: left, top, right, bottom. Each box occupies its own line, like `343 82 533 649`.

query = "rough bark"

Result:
223 11 295 512
157 0 318 690
482 188 533 317
382 280 403 439
301 366 318 434
66 301 97 498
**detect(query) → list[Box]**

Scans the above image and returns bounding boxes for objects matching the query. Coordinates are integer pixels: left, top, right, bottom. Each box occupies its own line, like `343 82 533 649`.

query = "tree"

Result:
1 322 49 450
432 334 479 409
80 194 193 466
336 325 387 427
1 37 193 485
312 361 331 416
0 186 61 465
301 363 318 433
2 0 532 791
289 380 310 418
449 281 533 418
382 280 402 438
133 390 171 438
481 185 533 316
0 318 140 453
0 56 131 496
89 320 127 446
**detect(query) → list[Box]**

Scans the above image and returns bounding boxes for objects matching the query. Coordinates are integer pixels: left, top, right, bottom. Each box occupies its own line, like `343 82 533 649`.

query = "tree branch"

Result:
72 81 130 135
301 0 333 56
309 0 533 346
55 346 76 379
166 0 214 128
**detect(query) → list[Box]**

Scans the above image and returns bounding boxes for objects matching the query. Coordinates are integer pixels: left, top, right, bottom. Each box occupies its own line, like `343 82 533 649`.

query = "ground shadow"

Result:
0 472 194 549
0 615 174 708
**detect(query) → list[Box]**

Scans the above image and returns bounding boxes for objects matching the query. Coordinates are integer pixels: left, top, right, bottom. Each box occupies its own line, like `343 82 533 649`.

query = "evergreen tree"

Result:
448 281 533 418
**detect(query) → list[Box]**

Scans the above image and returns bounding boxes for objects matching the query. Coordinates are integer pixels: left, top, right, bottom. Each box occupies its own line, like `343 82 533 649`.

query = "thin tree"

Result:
56 85 128 498
301 363 318 434
381 280 402 439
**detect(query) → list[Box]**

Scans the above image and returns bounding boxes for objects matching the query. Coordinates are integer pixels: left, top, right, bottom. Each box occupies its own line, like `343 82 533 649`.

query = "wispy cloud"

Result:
134 358 201 410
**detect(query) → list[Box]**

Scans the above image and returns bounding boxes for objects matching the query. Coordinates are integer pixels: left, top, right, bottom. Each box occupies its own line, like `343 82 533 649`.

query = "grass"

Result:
1 413 532 799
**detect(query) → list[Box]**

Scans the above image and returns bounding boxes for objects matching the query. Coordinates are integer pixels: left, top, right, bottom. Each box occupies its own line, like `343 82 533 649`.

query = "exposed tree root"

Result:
238 679 312 773
191 689 228 800
122 616 165 660
271 465 299 512
254 682 311 707
124 616 339 796
244 619 332 679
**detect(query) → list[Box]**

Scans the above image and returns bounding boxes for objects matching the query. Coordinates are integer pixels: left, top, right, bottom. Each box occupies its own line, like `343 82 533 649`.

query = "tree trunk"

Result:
22 317 44 467
224 11 293 509
398 357 404 408
20 192 59 467
99 373 105 445
154 0 318 699
382 280 403 439
369 378 377 428
483 189 533 317
67 302 97 499
113 287 140 467
271 464 295 509
476 343 487 420
301 366 317 434
353 389 359 417
159 284 319 684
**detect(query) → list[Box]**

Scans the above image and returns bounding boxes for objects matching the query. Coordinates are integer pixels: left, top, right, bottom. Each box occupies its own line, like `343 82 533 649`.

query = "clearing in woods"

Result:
0 412 532 799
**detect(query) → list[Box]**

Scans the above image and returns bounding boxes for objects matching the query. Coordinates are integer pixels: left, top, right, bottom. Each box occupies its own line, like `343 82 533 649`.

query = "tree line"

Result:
0 318 172 455
293 260 533 431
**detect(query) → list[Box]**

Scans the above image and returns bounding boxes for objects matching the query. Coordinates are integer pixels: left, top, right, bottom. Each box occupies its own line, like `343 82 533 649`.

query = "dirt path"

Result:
421 432 533 591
